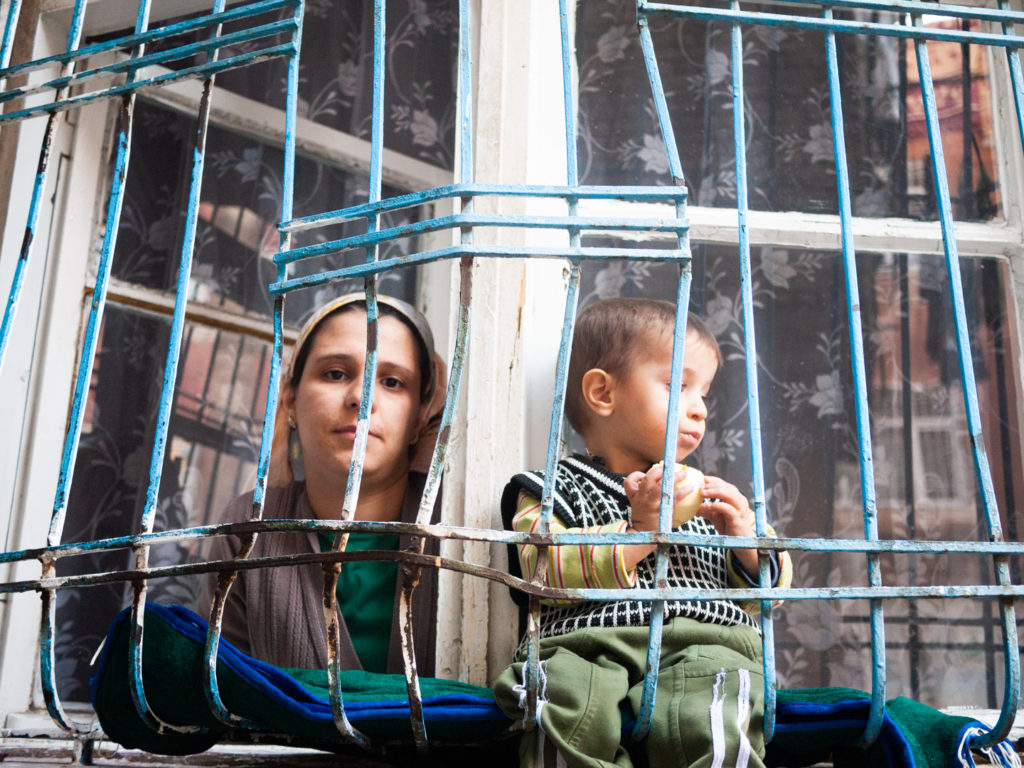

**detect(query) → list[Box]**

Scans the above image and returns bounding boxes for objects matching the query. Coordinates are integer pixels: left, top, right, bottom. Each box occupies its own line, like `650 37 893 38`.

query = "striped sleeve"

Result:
726 516 793 615
511 491 635 604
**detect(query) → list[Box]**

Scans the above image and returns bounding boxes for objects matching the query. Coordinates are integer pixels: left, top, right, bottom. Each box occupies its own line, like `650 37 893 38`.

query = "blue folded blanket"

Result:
91 604 1020 766
91 603 513 755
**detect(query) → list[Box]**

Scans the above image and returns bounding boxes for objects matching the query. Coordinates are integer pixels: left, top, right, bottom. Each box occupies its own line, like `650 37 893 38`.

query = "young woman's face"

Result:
286 309 426 498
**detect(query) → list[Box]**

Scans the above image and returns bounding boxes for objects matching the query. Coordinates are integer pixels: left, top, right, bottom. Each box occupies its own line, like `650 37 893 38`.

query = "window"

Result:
1 0 1023 757
0 0 458 717
573 0 1024 714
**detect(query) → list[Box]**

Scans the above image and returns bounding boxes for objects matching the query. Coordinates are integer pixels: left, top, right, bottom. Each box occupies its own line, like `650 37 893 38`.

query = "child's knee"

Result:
497 647 631 766
680 665 764 759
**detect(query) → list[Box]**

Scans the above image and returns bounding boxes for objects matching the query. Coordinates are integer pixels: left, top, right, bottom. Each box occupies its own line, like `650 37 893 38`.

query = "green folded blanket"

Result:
768 686 1020 768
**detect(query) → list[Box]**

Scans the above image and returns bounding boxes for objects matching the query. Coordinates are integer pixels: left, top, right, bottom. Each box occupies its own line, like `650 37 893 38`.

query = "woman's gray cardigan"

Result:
199 474 439 675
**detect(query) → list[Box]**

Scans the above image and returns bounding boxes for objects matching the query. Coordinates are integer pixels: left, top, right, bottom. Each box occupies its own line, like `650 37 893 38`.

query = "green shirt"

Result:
317 532 399 673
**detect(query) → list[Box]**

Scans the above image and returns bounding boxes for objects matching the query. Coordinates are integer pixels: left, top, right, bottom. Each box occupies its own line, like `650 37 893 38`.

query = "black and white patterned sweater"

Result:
502 454 765 639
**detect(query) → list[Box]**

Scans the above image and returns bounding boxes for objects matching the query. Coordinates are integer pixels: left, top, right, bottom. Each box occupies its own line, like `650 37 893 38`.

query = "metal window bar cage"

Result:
0 0 1020 758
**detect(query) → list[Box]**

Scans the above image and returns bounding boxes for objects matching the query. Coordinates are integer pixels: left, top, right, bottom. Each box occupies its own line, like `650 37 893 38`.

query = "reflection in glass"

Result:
56 306 271 700
575 243 1023 707
137 0 457 172
112 100 422 326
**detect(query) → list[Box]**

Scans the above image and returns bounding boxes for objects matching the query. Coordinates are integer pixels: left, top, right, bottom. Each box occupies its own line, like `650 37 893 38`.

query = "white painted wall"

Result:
433 0 572 685
0 11 113 717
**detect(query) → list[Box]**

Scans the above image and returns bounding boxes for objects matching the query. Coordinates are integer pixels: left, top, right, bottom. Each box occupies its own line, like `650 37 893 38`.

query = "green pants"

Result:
493 618 766 768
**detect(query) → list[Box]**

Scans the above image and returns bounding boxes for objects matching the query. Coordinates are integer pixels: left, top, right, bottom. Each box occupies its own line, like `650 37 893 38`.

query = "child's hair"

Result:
564 298 721 435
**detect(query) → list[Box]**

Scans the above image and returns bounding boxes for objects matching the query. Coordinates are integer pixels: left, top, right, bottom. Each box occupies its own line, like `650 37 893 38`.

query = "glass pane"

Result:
137 0 458 173
576 1 1002 222
55 304 272 701
113 99 421 325
576 244 1024 708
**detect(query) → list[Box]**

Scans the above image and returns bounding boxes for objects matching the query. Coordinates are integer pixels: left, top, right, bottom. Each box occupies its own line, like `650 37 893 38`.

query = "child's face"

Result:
601 329 718 475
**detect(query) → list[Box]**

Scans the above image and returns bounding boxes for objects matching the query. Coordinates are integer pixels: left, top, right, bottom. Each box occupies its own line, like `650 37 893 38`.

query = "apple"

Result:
652 461 705 526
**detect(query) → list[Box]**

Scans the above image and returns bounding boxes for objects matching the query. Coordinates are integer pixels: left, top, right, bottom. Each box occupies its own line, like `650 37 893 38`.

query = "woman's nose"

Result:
345 381 362 409
345 380 376 410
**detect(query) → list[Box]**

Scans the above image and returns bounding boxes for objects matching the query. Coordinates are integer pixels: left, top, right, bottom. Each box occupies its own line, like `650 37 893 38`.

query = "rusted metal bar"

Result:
17 544 1024 612
200 0 305 733
10 520 1024 574
36 0 150 737
128 0 229 738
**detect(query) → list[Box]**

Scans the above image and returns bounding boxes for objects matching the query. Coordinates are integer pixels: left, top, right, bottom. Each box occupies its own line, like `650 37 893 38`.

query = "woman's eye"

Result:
324 369 347 381
381 376 404 390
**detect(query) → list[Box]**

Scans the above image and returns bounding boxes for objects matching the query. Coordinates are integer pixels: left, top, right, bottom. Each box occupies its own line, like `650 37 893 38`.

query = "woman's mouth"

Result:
336 425 375 439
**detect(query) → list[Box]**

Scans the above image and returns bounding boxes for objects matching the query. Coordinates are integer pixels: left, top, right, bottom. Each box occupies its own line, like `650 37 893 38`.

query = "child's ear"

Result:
581 368 616 418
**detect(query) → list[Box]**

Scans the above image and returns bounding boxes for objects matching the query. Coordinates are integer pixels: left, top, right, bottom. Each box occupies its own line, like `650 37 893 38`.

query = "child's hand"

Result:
698 475 759 574
697 475 754 537
624 465 698 532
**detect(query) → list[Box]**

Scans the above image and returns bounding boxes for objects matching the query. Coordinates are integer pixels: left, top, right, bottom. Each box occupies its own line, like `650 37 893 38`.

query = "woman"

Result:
201 293 445 675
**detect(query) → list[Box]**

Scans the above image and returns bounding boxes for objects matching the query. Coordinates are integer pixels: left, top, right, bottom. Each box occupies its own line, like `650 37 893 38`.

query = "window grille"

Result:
0 0 1022 759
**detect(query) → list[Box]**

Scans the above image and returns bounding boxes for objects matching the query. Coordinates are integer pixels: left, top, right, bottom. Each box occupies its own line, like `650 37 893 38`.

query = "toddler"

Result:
494 298 792 768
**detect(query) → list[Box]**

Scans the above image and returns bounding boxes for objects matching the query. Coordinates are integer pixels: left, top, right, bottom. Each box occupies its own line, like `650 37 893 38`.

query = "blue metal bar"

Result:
0 0 88 376
631 269 692 743
0 0 297 82
0 0 22 71
524 1 585 730
38 0 149 737
636 15 685 184
127 0 234 737
320 281 377 750
530 264 582 726
644 0 1024 27
0 42 296 125
201 0 304 731
631 14 693 742
273 213 689 266
999 3 1024 201
558 0 577 188
269 245 690 295
0 524 1005 564
416 0 474 530
321 0 390 749
281 183 686 232
0 17 297 106
912 24 1020 748
823 8 886 746
530 260 579 728
12 524 1024 569
405 1 476 733
38 583 100 736
366 0 423 747
723 0 780 740
638 1 1024 47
